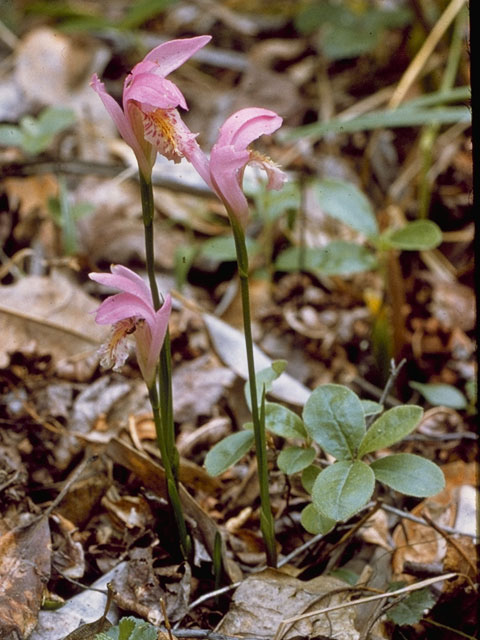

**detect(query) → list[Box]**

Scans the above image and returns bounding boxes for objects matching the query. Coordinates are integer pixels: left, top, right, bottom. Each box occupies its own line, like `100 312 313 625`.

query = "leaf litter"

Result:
0 3 475 639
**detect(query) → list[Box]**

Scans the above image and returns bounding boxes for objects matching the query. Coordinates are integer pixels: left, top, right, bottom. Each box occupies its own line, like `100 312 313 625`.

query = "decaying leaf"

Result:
392 460 477 577
112 550 190 625
172 354 236 422
216 568 359 639
0 272 107 376
0 517 51 639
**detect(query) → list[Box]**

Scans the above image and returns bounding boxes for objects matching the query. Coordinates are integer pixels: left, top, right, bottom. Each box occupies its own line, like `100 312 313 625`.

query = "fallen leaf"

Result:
172 354 236 422
0 517 51 639
216 568 359 640
392 460 477 577
29 562 124 640
203 312 310 406
0 272 107 376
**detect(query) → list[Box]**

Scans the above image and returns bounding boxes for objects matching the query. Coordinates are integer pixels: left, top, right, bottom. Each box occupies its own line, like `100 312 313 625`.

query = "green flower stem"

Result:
230 213 277 567
139 173 190 559
149 386 191 560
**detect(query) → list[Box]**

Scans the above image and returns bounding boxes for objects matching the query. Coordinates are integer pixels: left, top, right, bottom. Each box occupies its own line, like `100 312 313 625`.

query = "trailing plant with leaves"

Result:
205 362 445 535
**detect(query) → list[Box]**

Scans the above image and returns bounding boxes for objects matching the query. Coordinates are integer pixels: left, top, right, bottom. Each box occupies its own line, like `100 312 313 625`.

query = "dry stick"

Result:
388 0 467 109
379 502 479 540
274 573 458 640
421 510 477 574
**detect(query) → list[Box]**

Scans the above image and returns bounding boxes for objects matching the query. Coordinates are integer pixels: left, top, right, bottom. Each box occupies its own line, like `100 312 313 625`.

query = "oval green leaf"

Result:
409 381 467 410
313 178 379 237
204 431 254 477
265 402 307 439
301 464 323 494
370 454 445 497
382 220 442 251
361 400 383 416
301 503 336 535
358 405 423 458
312 460 375 521
303 384 366 459
275 242 376 276
244 360 287 411
277 446 316 475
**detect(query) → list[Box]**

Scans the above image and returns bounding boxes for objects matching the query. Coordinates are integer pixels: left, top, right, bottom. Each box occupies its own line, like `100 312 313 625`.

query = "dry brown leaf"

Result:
172 354 236 422
216 568 359 640
51 513 85 580
392 460 477 577
0 272 107 376
0 518 51 639
112 549 190 625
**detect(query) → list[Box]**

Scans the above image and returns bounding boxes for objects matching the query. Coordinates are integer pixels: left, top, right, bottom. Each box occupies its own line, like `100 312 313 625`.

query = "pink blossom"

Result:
91 36 211 179
208 108 287 227
89 265 171 386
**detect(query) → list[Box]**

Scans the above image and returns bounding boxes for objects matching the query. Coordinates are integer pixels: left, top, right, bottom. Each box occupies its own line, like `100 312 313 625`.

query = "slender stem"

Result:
139 173 190 558
230 214 277 567
149 386 191 559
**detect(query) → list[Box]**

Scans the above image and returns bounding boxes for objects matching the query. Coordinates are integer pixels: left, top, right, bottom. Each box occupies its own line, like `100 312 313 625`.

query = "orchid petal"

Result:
142 36 211 76
93 292 156 326
217 108 283 149
89 265 152 304
90 73 150 176
136 294 172 385
124 74 187 111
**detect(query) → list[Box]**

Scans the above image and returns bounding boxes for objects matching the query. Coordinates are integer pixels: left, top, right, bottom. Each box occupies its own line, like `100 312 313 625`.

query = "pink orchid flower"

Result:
89 265 171 387
91 36 211 180
208 108 287 227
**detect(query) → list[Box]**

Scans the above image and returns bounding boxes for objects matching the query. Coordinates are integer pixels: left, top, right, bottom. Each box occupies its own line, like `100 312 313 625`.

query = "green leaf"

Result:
265 402 307 439
312 460 375 521
0 125 24 147
36 106 76 136
254 180 301 222
312 179 378 236
285 105 471 142
300 503 336 535
303 384 366 459
244 360 287 411
95 616 158 640
386 588 436 626
118 0 176 29
301 464 322 494
361 400 383 417
200 235 256 263
204 431 254 477
275 242 377 276
380 220 442 251
357 405 423 458
370 454 445 497
409 381 467 410
277 446 316 475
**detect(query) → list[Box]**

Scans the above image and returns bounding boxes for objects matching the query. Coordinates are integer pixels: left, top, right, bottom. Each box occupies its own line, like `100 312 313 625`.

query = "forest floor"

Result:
0 1 476 639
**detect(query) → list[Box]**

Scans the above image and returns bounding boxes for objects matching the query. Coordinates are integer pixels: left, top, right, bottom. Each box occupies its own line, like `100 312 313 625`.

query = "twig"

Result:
14 455 99 530
274 573 457 640
379 502 479 540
